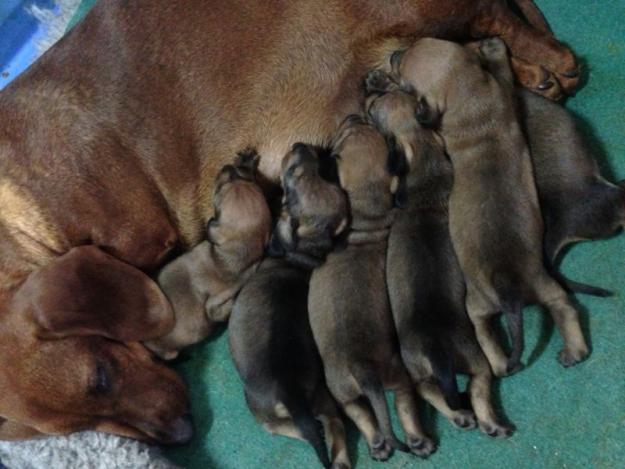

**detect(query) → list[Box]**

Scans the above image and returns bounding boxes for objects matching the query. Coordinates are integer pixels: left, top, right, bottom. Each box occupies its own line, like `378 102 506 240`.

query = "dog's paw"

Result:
452 409 478 430
330 463 351 469
369 433 393 461
365 69 397 95
505 360 525 376
407 436 437 458
479 37 507 59
558 347 589 368
479 421 515 439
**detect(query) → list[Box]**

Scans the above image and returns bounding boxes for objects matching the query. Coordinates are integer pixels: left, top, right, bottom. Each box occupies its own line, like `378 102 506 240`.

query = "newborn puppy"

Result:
271 143 349 268
365 73 512 438
229 257 350 469
145 151 272 359
521 90 625 294
391 37 589 375
472 41 624 297
308 116 436 461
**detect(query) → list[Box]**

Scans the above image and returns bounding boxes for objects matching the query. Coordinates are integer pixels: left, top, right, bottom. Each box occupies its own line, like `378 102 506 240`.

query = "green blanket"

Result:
71 1 625 467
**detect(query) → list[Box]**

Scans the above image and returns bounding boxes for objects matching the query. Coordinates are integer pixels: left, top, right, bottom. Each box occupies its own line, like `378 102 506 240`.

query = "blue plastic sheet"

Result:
0 0 56 89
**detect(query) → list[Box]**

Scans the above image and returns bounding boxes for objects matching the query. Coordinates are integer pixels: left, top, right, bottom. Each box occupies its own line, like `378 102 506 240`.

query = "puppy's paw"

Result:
369 432 393 461
330 463 351 469
479 37 507 60
365 70 397 95
479 421 515 439
451 409 478 430
505 360 525 376
407 436 437 458
558 347 589 368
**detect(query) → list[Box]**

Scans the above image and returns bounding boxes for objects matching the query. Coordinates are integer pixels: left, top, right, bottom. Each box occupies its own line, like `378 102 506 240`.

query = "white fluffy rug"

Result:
0 432 180 469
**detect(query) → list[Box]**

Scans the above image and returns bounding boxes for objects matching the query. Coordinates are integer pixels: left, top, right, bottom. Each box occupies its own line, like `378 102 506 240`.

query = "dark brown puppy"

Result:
365 73 513 438
230 257 350 469
521 91 625 289
270 143 349 268
308 116 435 461
146 152 272 359
391 37 588 376
471 42 624 296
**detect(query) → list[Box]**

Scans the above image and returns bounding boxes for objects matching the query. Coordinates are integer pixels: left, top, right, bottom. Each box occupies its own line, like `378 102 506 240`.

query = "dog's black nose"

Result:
163 414 194 445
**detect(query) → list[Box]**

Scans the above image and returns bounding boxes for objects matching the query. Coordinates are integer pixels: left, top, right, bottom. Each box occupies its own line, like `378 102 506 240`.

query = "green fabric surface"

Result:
71 1 625 468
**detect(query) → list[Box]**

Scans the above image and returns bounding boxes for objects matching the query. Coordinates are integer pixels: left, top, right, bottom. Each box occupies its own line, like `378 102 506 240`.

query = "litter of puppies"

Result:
148 37 623 468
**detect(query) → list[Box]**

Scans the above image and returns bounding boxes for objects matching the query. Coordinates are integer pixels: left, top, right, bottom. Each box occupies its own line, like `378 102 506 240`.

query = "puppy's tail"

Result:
502 300 524 374
281 385 331 468
354 367 408 452
427 342 461 410
553 270 613 298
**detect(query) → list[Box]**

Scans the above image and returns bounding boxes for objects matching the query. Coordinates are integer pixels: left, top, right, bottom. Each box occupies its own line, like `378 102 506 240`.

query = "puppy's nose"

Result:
163 415 194 445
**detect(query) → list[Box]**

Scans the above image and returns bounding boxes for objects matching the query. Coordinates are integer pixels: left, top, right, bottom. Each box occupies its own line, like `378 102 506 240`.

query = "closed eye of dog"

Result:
89 362 112 396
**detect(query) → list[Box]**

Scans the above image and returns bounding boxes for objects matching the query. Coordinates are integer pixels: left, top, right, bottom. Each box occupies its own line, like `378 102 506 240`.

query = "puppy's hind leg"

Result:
416 381 477 431
393 385 437 458
466 288 510 377
315 390 351 469
534 275 589 367
468 369 514 438
343 400 393 462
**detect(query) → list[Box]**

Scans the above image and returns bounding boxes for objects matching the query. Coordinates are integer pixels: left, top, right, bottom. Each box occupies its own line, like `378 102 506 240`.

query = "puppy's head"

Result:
208 152 272 260
392 38 481 114
0 246 191 444
332 115 398 221
270 143 349 264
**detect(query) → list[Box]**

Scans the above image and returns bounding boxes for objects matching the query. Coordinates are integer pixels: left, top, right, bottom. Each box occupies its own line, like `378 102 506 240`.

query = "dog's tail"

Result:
426 340 461 410
502 299 524 374
509 0 552 33
552 269 613 298
354 367 407 452
281 385 330 468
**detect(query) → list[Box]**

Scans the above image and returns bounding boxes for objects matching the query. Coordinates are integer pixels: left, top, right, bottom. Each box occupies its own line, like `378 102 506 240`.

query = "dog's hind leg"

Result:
534 275 589 367
343 400 393 462
315 390 351 469
466 288 510 377
393 385 436 457
468 370 514 438
416 381 477 431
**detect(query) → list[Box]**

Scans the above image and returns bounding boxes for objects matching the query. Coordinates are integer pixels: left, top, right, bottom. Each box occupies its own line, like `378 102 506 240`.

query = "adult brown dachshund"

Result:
0 0 580 442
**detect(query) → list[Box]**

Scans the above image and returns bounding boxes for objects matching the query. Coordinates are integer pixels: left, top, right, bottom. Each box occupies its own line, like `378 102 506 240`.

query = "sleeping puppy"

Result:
308 115 436 461
145 151 272 359
521 90 625 294
365 72 513 438
270 143 349 268
391 37 589 376
471 41 624 297
229 256 350 469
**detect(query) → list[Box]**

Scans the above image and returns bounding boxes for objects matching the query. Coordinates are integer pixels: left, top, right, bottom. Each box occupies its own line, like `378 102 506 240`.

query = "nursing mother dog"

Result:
0 0 580 442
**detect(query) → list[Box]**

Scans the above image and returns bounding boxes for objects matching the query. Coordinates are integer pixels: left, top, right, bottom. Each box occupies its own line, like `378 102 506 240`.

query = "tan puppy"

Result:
308 116 436 461
270 143 349 268
366 72 513 438
391 37 589 376
146 152 272 359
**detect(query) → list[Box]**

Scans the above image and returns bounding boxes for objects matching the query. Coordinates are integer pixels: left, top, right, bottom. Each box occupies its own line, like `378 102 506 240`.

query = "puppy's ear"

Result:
0 418 43 441
415 97 440 127
386 136 409 208
14 246 174 342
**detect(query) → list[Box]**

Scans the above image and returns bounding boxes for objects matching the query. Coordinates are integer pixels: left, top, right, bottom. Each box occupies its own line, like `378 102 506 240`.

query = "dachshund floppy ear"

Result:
0 417 43 440
14 245 174 342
